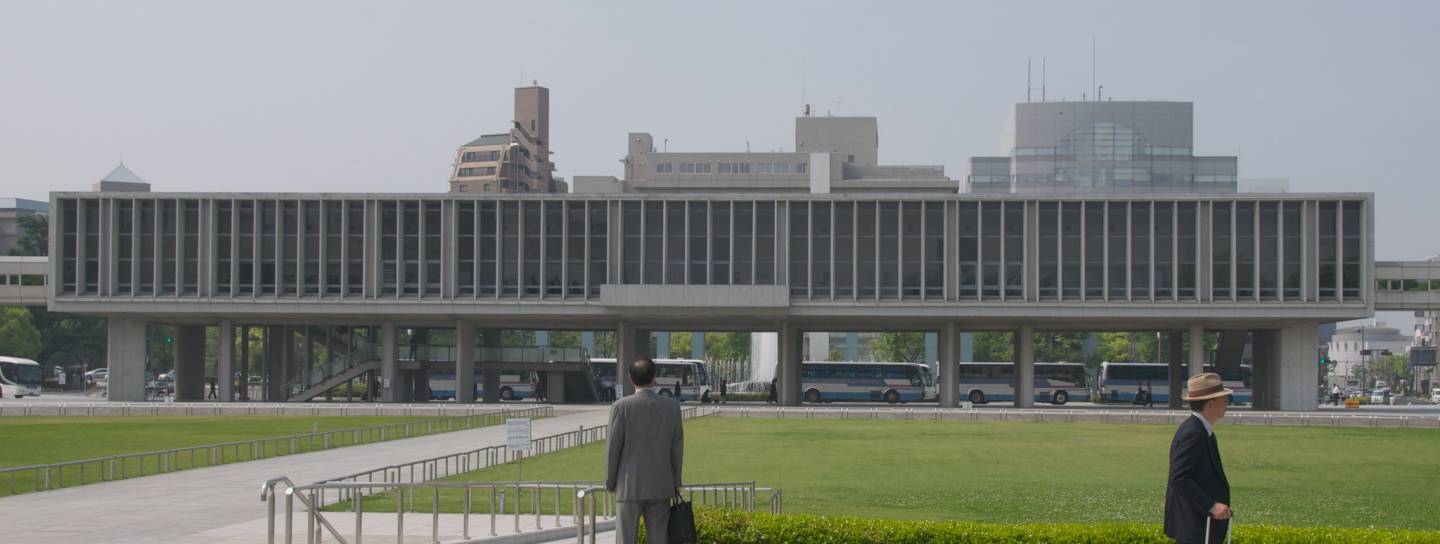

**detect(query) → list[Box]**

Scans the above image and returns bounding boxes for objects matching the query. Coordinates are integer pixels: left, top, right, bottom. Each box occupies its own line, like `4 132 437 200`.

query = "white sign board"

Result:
506 418 532 453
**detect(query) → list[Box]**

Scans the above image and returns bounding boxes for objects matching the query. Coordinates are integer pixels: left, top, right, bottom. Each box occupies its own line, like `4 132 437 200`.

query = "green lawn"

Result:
343 417 1440 531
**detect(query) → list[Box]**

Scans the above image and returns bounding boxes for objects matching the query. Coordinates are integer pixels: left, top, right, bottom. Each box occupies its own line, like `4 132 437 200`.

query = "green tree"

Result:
827 347 846 361
703 332 750 363
0 307 42 359
7 214 47 257
971 332 1014 362
1373 354 1408 388
668 332 693 357
548 331 581 349
872 332 925 363
28 308 107 369
1096 332 1162 363
592 332 616 358
1035 332 1088 363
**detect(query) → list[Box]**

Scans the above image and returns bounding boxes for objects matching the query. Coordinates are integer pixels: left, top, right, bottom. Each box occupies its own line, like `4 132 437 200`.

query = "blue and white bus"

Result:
590 358 712 402
0 356 43 399
1098 362 1253 405
429 371 536 401
801 362 935 404
955 362 1089 405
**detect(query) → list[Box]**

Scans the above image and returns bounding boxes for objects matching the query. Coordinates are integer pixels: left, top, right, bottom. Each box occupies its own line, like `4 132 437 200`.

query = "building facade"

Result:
968 101 1238 194
1327 324 1413 389
0 197 48 255
50 191 1371 410
612 116 955 194
449 86 565 194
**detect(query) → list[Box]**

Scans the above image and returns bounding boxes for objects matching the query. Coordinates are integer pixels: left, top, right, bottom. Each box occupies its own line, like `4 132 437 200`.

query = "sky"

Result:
2 0 1438 262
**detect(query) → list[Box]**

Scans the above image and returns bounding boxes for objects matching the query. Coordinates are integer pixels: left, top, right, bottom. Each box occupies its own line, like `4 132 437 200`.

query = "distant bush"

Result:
668 509 1440 544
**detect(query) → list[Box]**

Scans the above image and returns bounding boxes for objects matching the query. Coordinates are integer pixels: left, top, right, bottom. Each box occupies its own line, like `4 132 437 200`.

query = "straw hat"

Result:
1181 372 1234 401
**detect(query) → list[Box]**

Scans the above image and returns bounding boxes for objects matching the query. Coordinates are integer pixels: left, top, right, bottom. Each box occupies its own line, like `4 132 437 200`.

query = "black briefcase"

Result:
668 495 697 544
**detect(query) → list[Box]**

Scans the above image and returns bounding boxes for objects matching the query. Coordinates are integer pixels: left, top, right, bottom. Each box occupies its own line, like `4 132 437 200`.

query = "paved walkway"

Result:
0 408 609 543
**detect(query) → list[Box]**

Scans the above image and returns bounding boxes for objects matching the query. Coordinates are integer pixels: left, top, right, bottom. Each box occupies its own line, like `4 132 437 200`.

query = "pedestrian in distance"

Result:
719 379 728 404
606 358 685 544
673 381 681 399
768 378 777 404
1330 384 1341 406
206 377 218 399
1165 373 1233 544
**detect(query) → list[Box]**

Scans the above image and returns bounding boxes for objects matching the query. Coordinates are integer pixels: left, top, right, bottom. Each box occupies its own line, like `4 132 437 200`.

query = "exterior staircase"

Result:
284 344 380 402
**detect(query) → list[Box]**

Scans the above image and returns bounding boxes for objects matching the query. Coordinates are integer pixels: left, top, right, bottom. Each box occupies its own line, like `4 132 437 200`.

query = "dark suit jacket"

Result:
1164 415 1231 544
605 388 684 501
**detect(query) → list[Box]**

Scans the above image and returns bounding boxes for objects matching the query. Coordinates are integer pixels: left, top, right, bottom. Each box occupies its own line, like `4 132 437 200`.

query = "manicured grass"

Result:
342 417 1440 531
0 415 431 468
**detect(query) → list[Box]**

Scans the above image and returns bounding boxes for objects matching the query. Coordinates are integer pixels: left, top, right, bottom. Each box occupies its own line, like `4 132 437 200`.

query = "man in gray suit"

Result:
606 358 685 544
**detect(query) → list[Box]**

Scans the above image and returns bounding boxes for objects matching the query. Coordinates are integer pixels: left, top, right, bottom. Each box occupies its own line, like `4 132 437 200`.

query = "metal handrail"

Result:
0 405 551 497
260 479 780 544
281 344 381 399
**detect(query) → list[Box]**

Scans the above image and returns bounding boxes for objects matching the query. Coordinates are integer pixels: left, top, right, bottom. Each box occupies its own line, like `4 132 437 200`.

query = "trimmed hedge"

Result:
674 509 1440 544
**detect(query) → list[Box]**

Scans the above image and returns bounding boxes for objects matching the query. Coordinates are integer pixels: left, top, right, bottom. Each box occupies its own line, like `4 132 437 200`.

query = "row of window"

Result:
655 161 808 175
457 167 498 177
1376 279 1440 292
52 197 1368 304
0 274 45 286
460 150 502 163
1013 145 1194 158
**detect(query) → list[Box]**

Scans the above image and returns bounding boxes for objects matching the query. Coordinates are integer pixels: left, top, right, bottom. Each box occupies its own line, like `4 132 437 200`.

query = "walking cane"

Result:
1204 514 1233 544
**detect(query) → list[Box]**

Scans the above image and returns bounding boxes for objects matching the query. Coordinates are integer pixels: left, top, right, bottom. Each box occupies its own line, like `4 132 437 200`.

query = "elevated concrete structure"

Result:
44 192 1390 411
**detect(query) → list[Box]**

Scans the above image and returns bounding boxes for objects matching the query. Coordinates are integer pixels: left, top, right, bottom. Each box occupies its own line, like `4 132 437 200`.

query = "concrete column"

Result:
845 332 859 361
1251 329 1278 410
480 328 501 404
545 371 567 403
1168 331 1185 409
655 332 670 358
924 332 938 366
1014 324 1035 407
455 321 476 404
381 322 398 402
1275 322 1320 411
615 322 648 398
779 322 803 406
239 326 250 401
1188 324 1205 378
960 332 973 363
105 317 147 402
173 325 206 401
216 320 234 401
938 322 960 407
264 326 288 401
691 332 704 360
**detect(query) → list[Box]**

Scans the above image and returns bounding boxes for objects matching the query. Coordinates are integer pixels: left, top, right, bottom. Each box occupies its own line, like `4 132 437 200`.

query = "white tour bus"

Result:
590 358 712 402
1097 362 1253 405
428 371 536 401
801 361 935 404
954 362 1089 405
0 356 44 399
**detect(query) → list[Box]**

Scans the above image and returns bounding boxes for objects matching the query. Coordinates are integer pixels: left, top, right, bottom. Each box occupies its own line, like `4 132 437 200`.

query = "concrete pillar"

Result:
615 322 648 398
1014 324 1035 407
1168 331 1185 409
1275 323 1320 411
173 325 206 401
845 332 859 361
924 332 938 366
380 322 398 402
1251 329 1278 410
938 322 960 407
779 322 803 406
655 332 670 358
691 332 704 360
545 371 567 403
455 321 476 404
239 326 250 401
960 332 973 363
480 328 501 404
105 317 147 402
1189 324 1205 377
264 326 288 401
217 320 234 401
581 331 596 355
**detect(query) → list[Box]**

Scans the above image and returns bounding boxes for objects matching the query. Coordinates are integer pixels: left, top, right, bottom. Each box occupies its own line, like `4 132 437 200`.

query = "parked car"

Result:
1431 387 1440 402
1370 389 1390 404
86 368 109 384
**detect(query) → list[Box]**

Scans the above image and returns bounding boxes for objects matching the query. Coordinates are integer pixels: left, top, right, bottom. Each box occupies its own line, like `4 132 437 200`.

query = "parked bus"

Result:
1098 362 1253 405
0 356 43 399
590 358 711 402
429 371 536 401
801 361 934 404
955 362 1089 405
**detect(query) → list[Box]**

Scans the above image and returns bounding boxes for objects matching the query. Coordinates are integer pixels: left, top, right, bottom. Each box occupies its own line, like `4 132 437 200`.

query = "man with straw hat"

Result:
1164 373 1233 543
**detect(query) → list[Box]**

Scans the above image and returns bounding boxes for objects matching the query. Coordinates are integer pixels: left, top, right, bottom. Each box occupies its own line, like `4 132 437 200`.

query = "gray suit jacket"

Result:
605 388 684 501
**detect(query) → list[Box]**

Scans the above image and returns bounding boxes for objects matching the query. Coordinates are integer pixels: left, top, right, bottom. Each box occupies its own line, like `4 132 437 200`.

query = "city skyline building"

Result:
448 85 566 194
967 101 1239 194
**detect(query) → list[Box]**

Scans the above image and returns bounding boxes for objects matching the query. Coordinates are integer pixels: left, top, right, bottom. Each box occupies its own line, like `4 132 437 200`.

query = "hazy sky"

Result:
2 1 1437 261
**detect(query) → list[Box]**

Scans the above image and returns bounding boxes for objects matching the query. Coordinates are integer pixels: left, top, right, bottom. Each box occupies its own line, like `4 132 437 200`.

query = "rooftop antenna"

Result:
801 60 808 116
1026 58 1048 102
1090 34 1096 102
